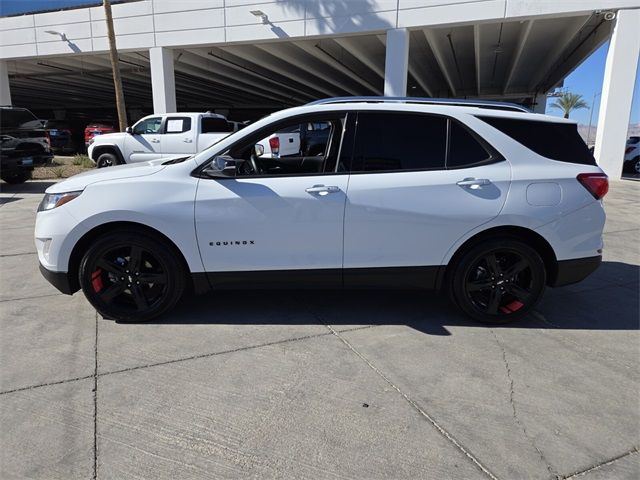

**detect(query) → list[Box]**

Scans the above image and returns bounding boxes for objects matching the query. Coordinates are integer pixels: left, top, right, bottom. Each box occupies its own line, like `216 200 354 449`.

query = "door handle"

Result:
305 185 340 195
456 178 491 189
183 138 193 143
150 139 160 143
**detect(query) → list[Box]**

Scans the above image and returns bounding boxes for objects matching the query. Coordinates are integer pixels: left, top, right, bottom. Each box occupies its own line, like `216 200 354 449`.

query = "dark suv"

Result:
1 107 53 184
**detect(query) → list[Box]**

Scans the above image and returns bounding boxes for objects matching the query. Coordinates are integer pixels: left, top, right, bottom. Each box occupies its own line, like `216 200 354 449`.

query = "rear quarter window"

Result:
478 116 596 166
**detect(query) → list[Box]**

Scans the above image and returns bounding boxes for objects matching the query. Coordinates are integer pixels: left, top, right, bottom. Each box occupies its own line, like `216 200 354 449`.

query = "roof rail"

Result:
306 96 531 113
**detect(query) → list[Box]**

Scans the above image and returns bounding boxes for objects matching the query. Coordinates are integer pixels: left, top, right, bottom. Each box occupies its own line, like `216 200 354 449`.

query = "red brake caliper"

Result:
500 300 524 314
91 269 103 293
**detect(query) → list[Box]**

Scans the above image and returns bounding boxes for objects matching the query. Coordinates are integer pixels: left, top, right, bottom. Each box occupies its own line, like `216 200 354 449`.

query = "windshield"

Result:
1 109 42 130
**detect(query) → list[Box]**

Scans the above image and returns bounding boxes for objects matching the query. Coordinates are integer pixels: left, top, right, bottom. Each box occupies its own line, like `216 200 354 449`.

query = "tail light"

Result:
44 131 51 149
269 137 280 155
577 173 608 200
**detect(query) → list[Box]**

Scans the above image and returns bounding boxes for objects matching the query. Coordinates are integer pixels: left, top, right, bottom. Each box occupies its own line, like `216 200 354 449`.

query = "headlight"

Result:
37 191 83 212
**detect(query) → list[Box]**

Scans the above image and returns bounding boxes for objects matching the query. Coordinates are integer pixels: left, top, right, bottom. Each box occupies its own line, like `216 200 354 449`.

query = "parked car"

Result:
36 97 607 324
623 136 639 173
87 113 235 167
41 119 75 154
84 122 116 148
259 121 332 159
1 106 53 184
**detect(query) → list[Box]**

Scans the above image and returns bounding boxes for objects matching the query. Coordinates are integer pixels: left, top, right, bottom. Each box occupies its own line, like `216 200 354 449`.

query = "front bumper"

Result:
39 263 76 295
549 255 601 287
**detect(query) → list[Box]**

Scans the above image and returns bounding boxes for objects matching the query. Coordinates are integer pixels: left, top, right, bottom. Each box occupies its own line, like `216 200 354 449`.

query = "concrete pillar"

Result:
532 93 547 114
149 47 176 114
384 28 409 97
594 9 640 178
0 61 11 106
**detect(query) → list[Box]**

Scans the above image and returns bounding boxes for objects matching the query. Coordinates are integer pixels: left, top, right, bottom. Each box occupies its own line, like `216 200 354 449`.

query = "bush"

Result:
73 154 90 166
52 167 65 178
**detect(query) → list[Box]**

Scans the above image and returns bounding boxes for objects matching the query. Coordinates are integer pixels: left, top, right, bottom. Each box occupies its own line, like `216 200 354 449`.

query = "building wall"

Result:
1 0 638 59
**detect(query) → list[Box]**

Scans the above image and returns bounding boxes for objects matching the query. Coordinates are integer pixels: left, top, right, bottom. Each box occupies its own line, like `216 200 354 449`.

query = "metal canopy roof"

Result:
6 13 613 116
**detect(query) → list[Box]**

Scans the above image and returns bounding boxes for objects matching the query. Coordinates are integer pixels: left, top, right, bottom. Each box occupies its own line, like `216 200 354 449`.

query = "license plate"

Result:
21 157 33 166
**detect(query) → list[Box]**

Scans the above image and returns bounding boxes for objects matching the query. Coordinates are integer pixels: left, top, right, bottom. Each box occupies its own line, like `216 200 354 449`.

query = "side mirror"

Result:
254 144 264 157
125 126 133 134
203 155 237 178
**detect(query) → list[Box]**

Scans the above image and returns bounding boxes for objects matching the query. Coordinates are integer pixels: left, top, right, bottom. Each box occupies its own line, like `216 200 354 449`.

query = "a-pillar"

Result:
384 28 409 97
594 9 640 178
149 47 177 114
0 61 11 106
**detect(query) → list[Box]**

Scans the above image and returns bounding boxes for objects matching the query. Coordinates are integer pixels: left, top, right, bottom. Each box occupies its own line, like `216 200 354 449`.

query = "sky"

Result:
545 41 640 127
1 0 639 128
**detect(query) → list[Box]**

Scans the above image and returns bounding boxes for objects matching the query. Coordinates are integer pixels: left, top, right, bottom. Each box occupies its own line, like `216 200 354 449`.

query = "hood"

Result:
92 132 127 141
46 159 167 193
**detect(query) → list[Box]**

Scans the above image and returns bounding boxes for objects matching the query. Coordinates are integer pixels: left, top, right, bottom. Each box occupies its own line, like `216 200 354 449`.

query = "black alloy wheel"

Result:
79 231 186 322
450 239 546 324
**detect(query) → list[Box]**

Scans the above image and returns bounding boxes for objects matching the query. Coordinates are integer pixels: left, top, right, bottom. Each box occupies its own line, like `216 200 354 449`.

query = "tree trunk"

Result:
104 0 127 132
564 112 569 119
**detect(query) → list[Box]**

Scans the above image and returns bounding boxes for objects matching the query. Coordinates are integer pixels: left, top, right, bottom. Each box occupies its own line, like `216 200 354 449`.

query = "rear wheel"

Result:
449 239 546 324
96 152 119 168
79 231 186 322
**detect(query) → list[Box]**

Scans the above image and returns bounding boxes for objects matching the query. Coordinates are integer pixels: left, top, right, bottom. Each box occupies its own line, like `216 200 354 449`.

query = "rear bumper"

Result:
39 263 76 295
550 255 601 287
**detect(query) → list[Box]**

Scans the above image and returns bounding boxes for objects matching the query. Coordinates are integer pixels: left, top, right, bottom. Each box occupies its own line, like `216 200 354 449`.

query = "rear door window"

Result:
478 116 596 165
447 121 492 168
351 112 447 172
164 117 192 134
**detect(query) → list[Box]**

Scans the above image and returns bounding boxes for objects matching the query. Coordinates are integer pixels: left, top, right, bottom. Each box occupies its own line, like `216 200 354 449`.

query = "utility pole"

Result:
103 0 127 131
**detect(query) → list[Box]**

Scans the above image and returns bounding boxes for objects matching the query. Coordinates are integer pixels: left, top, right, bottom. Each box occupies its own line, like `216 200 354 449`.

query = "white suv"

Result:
35 97 608 324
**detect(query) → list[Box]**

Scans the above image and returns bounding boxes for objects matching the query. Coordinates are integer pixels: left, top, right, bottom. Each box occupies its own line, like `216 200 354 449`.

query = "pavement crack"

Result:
0 374 95 395
325 324 499 480
562 447 639 478
491 330 559 479
0 251 37 257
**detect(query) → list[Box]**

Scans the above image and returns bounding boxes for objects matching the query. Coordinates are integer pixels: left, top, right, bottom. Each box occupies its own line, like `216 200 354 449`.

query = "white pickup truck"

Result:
88 112 238 167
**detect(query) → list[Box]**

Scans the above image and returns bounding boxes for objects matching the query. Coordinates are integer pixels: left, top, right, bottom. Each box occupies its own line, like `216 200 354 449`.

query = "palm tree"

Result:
550 92 589 119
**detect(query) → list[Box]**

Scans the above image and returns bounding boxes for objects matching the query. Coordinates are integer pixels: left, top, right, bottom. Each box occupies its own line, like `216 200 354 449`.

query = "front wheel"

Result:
448 239 546 324
79 230 186 322
96 152 119 168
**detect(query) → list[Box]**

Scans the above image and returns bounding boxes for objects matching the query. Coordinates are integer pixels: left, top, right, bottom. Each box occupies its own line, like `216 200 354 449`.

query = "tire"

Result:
448 238 546 324
78 230 186 322
1 170 31 184
96 152 119 168
623 157 640 174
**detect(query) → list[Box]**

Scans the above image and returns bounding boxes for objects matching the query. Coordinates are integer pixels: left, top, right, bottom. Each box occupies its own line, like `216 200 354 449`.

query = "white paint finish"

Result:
384 28 409 97
305 10 397 36
2 28 36 46
149 47 176 114
90 15 154 37
195 175 350 272
37 38 93 56
226 21 306 43
305 0 398 17
526 182 561 206
34 8 90 27
506 0 640 18
398 0 505 28
152 0 225 14
91 33 155 51
400 0 486 7
89 1 153 20
0 43 38 59
155 28 224 48
153 9 225 32
594 9 640 178
225 2 305 26
344 161 512 268
0 60 11 105
0 16 34 31
35 23 92 43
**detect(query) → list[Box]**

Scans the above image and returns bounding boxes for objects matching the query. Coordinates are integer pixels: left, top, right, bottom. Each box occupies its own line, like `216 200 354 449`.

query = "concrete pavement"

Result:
0 180 638 479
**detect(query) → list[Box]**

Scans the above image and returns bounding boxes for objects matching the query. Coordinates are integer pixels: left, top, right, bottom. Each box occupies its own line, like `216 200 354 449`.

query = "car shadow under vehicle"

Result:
107 261 639 335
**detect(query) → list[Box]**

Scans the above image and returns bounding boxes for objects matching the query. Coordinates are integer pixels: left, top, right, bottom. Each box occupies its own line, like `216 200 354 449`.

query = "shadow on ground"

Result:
0 197 22 205
0 181 56 194
120 261 639 335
